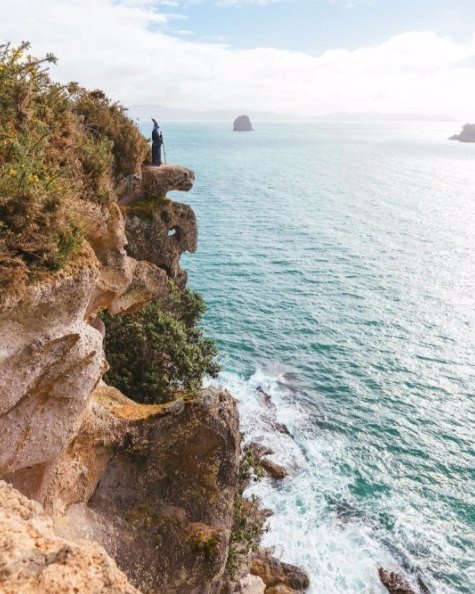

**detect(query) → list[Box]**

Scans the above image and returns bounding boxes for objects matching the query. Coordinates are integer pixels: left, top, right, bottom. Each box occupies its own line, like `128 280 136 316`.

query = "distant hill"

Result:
128 105 456 123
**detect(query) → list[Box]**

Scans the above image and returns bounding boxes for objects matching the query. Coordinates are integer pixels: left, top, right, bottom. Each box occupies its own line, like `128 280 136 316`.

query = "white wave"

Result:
207 368 415 594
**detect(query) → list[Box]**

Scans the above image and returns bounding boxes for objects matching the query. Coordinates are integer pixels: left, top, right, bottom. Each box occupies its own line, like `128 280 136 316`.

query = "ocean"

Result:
142 121 474 593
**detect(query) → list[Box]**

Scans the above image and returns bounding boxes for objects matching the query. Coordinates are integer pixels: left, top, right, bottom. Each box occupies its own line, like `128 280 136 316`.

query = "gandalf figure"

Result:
151 118 163 166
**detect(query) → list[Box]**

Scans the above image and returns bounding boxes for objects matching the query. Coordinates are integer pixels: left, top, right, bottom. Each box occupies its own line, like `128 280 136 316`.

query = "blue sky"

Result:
1 0 474 117
165 0 475 53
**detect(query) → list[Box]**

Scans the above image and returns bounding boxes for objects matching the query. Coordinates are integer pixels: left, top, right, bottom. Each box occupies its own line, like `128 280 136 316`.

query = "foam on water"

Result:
209 369 411 594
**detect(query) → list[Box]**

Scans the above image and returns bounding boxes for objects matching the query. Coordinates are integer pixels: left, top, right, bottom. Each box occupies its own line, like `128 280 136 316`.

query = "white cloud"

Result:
0 0 474 118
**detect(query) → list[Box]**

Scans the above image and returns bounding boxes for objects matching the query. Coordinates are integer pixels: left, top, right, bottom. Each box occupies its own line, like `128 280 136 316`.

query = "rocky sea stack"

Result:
233 114 254 132
449 123 475 142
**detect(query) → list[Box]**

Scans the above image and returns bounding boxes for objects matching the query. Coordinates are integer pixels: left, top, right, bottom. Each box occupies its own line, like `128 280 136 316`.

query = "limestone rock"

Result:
251 553 310 592
118 165 195 206
122 197 197 287
239 574 267 593
0 480 140 594
0 257 105 476
449 123 475 142
244 443 288 480
49 385 241 594
234 115 254 132
378 568 419 594
260 459 288 480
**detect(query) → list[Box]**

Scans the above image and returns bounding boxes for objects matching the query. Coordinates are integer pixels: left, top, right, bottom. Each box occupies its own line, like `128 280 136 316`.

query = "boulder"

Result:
251 553 310 592
378 568 420 594
260 458 288 480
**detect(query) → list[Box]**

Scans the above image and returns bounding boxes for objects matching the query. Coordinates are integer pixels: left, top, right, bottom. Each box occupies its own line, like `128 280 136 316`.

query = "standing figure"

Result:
151 118 163 166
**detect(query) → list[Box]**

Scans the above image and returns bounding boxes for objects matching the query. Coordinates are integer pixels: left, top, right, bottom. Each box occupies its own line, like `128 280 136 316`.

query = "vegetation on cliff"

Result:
0 42 147 287
102 281 220 403
226 450 267 577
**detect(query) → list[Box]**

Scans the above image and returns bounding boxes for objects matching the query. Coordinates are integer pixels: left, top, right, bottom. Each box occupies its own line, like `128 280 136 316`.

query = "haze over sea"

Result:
142 121 474 593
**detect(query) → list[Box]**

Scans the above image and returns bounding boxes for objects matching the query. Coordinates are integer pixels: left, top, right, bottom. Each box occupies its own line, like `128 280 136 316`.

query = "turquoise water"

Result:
144 122 474 593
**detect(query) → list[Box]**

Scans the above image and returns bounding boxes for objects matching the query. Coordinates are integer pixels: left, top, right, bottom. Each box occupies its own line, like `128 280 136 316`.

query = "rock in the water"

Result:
251 553 310 592
244 443 288 480
239 574 267 594
260 458 288 480
0 481 139 594
449 123 475 142
234 115 254 132
378 568 419 594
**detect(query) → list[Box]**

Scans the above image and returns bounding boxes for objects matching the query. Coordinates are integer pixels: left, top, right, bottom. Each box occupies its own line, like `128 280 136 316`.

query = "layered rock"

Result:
378 568 420 594
449 123 475 142
0 480 139 594
251 553 310 594
0 155 309 593
234 115 254 132
119 166 197 287
0 161 243 594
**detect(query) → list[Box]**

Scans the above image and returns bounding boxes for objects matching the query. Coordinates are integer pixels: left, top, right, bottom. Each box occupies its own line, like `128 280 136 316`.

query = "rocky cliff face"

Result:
0 162 308 594
0 480 140 594
0 165 242 593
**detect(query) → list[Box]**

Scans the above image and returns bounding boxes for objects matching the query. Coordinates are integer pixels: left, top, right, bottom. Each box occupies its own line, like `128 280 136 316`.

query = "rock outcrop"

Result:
0 480 139 594
83 385 240 594
251 553 310 593
0 160 240 593
234 115 254 132
449 123 475 142
119 166 197 287
244 443 288 480
378 568 420 594
0 149 309 593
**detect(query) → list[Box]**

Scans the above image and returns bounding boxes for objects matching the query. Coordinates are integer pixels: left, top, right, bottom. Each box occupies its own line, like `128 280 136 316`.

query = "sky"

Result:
0 0 474 118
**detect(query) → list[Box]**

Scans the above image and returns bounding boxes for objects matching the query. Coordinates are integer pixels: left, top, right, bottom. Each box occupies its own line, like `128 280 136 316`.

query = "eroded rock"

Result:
122 197 197 287
118 165 195 206
52 385 241 594
378 568 419 594
251 553 310 593
0 480 139 594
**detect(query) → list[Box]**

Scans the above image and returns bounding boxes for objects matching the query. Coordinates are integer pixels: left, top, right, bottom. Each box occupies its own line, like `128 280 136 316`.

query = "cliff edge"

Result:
0 45 308 594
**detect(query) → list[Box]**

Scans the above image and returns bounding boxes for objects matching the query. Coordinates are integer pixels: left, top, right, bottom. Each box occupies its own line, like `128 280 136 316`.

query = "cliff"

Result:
0 165 307 594
449 123 475 142
0 165 239 593
0 44 308 594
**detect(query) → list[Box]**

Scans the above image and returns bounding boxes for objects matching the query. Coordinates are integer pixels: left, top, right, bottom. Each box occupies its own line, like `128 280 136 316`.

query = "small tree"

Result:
102 283 220 404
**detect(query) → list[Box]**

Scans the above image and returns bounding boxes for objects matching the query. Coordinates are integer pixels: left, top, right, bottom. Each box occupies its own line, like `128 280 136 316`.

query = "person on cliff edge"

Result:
151 118 163 166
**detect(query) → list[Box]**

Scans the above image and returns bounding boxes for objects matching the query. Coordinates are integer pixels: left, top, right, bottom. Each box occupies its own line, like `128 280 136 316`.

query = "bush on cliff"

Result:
0 42 147 287
101 282 220 404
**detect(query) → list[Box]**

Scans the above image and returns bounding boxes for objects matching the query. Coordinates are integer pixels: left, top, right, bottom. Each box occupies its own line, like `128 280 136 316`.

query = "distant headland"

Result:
449 124 475 143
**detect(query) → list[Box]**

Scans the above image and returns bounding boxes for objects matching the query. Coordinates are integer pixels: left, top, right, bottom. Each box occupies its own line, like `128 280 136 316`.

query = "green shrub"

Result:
101 282 220 404
0 42 148 286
